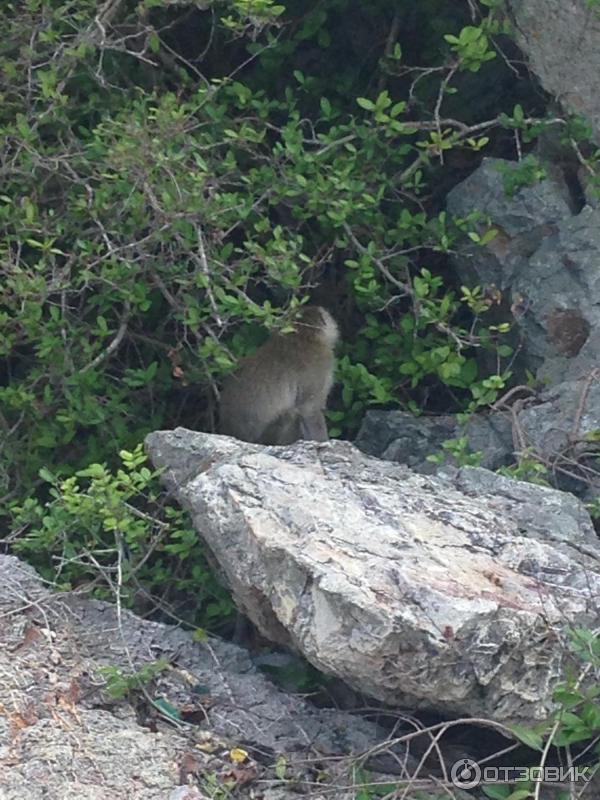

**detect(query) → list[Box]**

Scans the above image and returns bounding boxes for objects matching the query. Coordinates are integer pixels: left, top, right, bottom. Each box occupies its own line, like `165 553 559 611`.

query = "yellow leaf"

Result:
230 748 248 764
196 741 218 753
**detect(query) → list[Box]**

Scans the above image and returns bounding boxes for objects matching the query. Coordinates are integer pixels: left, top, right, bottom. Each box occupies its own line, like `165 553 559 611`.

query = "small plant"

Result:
444 25 497 72
100 658 170 701
11 445 234 629
497 452 549 485
586 496 600 520
427 436 483 468
495 153 547 197
200 771 237 799
351 767 399 799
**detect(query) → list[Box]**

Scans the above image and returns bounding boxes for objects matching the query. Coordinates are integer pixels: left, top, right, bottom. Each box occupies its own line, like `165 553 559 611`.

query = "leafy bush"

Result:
12 445 234 626
0 0 581 618
480 627 600 799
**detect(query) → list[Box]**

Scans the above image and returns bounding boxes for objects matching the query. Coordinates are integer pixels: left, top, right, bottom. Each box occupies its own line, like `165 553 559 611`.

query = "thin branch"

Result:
342 222 412 296
571 369 599 440
433 62 459 163
376 9 402 95
79 301 130 373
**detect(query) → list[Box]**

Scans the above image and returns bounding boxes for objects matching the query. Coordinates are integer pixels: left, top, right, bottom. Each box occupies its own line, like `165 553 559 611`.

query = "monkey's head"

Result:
296 305 339 348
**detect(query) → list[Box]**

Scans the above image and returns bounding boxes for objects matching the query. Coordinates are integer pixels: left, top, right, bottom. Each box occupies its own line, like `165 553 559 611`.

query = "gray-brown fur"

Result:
219 306 338 445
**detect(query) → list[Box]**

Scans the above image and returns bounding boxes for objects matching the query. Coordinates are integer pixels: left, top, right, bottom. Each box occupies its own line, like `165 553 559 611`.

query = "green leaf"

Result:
38 467 55 484
506 790 534 800
510 725 544 751
152 697 181 721
482 784 511 799
149 32 160 53
357 97 375 111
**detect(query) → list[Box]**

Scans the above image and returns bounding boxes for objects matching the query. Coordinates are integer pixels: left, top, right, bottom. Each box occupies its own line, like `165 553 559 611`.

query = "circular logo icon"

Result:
450 758 481 789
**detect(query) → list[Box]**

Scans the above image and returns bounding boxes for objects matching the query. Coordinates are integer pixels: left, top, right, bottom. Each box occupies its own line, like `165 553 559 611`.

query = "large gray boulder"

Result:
145 429 600 725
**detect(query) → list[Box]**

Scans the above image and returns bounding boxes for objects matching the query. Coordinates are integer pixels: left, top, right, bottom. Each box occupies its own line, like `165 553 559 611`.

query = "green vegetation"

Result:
4 6 600 796
427 436 483 468
497 452 550 485
100 657 171 702
11 445 234 624
0 0 593 625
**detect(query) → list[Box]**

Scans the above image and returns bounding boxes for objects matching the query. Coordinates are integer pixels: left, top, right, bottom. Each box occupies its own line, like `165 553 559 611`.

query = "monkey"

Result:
259 407 305 446
219 305 338 445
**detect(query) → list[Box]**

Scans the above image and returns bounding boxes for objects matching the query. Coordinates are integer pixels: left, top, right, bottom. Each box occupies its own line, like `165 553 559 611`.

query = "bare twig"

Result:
571 368 599 440
433 63 459 163
491 384 537 410
79 301 131 373
376 9 402 95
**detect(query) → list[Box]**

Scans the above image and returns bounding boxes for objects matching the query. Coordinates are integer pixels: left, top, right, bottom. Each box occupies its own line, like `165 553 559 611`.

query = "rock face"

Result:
0 554 400 800
508 0 600 144
438 157 600 498
447 157 600 385
146 429 600 725
355 409 514 472
355 377 600 499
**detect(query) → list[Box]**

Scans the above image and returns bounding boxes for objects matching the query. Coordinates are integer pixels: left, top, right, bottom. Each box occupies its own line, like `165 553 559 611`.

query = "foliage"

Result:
100 658 171 701
427 436 483 468
444 25 496 72
330 271 514 435
495 153 547 197
497 452 550 485
1 0 591 611
11 445 234 626
586 496 600 520
555 628 600 743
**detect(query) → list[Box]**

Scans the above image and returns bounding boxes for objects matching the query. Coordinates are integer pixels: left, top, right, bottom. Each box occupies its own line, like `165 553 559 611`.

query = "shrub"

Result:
0 0 570 619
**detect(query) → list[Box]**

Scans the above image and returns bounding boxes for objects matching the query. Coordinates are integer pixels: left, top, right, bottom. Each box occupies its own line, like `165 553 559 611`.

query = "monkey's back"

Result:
219 309 337 444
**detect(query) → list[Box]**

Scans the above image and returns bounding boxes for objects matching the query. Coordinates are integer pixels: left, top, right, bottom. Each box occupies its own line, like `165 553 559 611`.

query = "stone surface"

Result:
448 158 600 382
146 429 600 725
440 465 599 553
446 156 572 290
514 376 600 493
508 0 600 144
0 554 406 799
355 409 514 472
